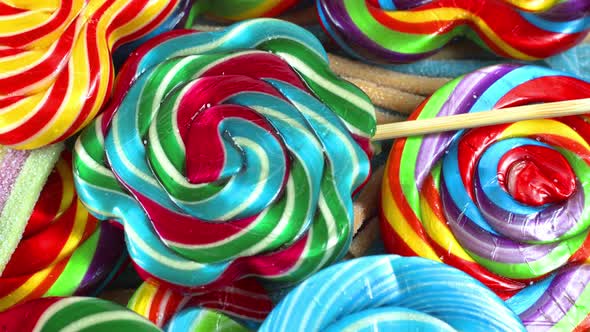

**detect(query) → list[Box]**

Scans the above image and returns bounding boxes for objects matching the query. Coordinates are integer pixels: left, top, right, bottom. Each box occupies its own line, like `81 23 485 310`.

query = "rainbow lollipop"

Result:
381 63 590 330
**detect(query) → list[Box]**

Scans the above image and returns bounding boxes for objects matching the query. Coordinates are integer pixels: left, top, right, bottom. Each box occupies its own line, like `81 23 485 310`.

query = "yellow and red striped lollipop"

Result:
0 0 193 149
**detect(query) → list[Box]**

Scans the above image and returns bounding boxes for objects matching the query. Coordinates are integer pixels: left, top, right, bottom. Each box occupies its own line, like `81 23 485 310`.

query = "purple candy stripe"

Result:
520 264 590 330
440 178 559 264
76 221 127 295
318 0 434 63
540 0 590 21
0 149 30 212
173 0 194 29
414 64 518 187
391 0 432 10
474 177 585 243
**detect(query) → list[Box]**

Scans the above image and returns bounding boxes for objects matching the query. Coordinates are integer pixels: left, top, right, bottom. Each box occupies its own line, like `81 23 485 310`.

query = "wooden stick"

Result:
373 98 590 141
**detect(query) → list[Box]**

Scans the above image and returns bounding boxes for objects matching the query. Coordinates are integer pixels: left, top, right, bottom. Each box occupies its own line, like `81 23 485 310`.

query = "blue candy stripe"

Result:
260 255 525 332
520 11 590 33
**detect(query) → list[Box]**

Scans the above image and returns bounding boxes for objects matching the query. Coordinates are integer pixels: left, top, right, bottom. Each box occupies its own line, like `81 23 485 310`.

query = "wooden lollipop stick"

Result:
373 98 590 141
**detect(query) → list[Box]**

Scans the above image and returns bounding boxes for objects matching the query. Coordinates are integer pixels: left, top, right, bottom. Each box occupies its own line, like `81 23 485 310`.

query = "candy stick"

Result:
327 54 451 97
373 98 590 141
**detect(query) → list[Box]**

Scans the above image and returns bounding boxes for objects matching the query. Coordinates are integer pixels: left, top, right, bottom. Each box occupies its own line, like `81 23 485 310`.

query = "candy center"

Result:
497 145 576 206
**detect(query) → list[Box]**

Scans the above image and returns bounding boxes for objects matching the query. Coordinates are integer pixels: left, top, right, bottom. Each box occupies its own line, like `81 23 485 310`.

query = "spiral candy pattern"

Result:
381 64 590 330
0 297 160 331
0 0 193 149
129 279 273 331
317 0 590 63
73 18 375 292
0 153 127 311
260 255 525 331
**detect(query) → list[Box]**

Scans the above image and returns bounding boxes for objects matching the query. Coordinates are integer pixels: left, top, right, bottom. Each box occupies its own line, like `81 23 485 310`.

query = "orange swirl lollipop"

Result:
0 0 193 149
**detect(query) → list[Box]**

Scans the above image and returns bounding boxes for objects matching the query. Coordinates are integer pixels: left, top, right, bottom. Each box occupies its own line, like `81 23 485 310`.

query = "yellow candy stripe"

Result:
381 164 439 261
384 8 536 60
0 0 189 149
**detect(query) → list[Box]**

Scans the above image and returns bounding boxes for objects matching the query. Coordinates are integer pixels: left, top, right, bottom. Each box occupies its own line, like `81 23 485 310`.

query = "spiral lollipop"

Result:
129 279 273 331
0 153 127 311
317 0 590 63
73 18 375 292
0 0 194 150
260 255 525 331
381 64 590 330
0 297 160 331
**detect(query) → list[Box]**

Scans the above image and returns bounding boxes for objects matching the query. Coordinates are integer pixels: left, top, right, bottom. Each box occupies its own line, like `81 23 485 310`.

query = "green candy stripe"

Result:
45 227 100 296
37 298 160 332
258 38 376 138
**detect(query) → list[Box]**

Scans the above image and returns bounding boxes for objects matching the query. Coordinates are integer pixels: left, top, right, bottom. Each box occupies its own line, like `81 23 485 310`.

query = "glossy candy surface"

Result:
129 279 273 331
0 153 126 311
0 0 193 149
381 64 590 330
0 297 160 331
196 0 302 21
260 255 525 331
73 18 375 292
317 0 590 63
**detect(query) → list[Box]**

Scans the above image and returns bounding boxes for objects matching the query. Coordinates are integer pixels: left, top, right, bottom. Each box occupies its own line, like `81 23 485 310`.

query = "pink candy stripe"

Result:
0 149 30 212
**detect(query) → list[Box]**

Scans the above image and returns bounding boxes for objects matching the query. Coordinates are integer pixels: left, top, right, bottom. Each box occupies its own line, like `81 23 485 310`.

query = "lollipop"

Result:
73 18 375 292
260 255 525 331
0 297 160 331
381 63 590 330
129 279 273 331
317 0 590 63
0 153 126 311
0 0 194 149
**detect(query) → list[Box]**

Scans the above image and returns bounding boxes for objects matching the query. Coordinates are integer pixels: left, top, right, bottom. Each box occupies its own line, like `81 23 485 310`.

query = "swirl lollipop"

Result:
381 63 590 330
260 255 525 331
0 297 160 331
317 0 590 63
0 153 127 311
73 18 375 292
129 279 273 331
0 0 194 149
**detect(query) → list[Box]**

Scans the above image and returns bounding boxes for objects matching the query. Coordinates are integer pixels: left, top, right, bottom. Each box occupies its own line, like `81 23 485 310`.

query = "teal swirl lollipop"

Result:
73 18 375 292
